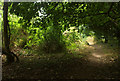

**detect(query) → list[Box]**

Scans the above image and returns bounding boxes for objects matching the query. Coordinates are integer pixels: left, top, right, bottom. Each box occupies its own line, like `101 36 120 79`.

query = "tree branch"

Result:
107 3 114 14
78 12 107 19
78 3 114 19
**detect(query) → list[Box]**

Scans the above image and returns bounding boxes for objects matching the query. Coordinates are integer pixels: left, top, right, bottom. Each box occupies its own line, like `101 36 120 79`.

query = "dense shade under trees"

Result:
1 1 120 79
9 2 120 45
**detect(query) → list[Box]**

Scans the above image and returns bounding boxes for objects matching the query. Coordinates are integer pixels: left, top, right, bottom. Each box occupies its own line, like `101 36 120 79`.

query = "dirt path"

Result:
2 43 120 79
62 43 119 79
86 44 118 64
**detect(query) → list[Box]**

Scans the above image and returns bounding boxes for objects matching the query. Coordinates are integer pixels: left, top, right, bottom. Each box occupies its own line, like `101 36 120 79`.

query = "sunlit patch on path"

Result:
2 41 119 79
85 44 118 64
92 53 102 58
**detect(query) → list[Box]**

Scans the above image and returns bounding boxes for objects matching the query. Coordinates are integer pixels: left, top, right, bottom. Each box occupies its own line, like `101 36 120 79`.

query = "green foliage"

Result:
6 2 120 55
0 2 3 47
2 2 120 79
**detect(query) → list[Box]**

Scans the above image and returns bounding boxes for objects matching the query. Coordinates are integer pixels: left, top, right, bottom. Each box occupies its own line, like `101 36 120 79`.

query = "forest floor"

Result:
2 43 120 79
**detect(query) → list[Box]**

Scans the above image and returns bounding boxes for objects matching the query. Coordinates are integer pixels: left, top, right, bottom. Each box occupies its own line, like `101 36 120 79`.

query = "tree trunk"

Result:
3 2 14 63
117 37 120 47
104 36 108 43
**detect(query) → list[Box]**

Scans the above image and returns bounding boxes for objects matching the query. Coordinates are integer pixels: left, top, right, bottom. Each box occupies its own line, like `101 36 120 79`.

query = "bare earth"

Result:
2 43 120 79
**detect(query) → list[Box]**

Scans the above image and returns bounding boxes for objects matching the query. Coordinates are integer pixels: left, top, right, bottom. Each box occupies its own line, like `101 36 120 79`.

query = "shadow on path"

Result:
2 43 120 79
